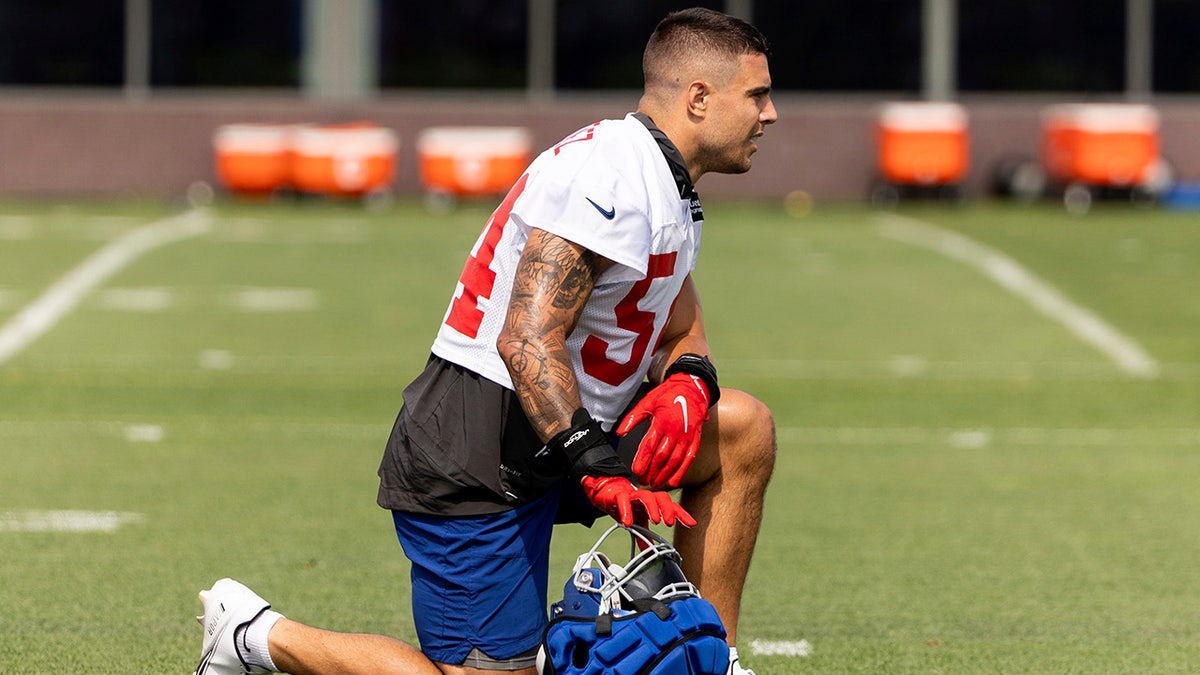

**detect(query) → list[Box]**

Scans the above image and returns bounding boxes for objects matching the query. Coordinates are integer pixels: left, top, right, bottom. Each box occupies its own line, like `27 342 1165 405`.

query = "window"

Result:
151 1 302 87
378 0 527 89
1154 0 1200 92
0 3 124 86
958 1 1125 92
757 1 922 92
555 0 723 91
0 1 1197 94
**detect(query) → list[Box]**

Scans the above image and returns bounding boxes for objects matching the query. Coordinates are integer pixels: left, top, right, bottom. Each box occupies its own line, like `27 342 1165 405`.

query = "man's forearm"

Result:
499 332 582 443
650 336 712 384
496 228 601 442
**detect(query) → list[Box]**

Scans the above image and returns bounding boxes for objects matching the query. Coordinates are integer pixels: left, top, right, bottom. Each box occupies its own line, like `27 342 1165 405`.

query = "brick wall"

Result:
3 93 1198 202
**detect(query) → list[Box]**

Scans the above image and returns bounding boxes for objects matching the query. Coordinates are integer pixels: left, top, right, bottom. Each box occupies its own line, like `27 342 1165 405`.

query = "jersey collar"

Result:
632 112 696 200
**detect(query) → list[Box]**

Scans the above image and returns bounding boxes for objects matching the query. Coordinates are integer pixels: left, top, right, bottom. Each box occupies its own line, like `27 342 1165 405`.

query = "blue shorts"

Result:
392 484 567 667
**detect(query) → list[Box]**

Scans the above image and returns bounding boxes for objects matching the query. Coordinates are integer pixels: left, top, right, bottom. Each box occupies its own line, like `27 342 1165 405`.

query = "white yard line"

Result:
229 286 320 312
0 510 145 533
777 425 1200 448
750 639 812 658
721 358 1200 381
875 213 1160 379
0 208 211 366
93 287 175 312
5 418 1196 448
0 418 384 440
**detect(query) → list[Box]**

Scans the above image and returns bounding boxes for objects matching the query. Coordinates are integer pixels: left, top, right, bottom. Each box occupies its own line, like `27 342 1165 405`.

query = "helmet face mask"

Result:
555 524 700 618
614 545 693 604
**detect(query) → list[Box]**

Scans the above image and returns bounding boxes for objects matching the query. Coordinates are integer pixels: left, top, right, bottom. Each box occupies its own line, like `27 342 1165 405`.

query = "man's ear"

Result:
686 80 711 118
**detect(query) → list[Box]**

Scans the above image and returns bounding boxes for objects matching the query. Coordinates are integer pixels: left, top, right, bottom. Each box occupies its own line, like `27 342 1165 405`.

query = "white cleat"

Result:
194 578 274 675
727 651 756 675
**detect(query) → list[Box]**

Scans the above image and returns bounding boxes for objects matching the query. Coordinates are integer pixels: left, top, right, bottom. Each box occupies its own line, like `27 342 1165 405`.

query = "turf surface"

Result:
1 197 1198 673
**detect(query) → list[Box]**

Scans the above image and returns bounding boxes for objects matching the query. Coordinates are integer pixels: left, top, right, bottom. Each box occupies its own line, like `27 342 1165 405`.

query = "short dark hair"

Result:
643 7 771 89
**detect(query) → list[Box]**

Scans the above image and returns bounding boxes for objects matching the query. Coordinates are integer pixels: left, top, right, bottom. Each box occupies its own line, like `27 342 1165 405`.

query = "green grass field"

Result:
1 196 1198 673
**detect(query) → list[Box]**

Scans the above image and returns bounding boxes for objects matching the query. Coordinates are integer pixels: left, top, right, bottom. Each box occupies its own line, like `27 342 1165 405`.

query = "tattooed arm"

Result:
496 228 613 443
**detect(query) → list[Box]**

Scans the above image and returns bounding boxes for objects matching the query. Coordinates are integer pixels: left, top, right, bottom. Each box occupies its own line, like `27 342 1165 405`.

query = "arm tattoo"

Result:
498 229 601 441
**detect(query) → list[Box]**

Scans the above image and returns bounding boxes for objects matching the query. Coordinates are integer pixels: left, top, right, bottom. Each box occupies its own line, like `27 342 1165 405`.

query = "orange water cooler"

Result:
416 127 532 206
1041 104 1160 189
871 102 969 206
213 124 294 195
289 123 400 198
1039 104 1169 212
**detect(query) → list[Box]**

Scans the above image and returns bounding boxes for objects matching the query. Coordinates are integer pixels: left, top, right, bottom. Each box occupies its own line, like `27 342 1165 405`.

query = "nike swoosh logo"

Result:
586 197 616 220
673 395 689 433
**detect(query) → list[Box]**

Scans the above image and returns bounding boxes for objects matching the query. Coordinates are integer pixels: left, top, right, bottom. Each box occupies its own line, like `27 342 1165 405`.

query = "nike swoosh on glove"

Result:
581 475 697 528
618 372 711 488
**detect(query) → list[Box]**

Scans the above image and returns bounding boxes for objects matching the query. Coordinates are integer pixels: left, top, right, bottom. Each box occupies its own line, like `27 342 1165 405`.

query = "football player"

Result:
195 7 777 675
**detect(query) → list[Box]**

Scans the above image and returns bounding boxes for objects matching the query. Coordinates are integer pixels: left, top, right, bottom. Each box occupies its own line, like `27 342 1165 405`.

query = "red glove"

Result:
617 373 711 488
581 476 697 528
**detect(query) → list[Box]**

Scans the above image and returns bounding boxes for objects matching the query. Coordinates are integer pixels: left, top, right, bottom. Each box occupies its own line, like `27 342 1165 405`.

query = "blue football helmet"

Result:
550 523 700 619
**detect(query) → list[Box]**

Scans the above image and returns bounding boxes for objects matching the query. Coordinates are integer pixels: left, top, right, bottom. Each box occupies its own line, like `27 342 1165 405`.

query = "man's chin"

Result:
709 154 755 176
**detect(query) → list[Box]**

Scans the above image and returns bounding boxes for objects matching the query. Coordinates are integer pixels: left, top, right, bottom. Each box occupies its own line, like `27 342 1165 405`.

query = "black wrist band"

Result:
664 353 720 407
547 408 631 480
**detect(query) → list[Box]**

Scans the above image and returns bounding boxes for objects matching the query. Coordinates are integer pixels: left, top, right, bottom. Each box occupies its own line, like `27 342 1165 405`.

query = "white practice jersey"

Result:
431 113 704 428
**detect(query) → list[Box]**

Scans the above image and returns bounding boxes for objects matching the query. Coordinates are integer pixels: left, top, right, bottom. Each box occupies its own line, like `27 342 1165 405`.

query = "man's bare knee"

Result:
716 389 776 481
682 388 775 488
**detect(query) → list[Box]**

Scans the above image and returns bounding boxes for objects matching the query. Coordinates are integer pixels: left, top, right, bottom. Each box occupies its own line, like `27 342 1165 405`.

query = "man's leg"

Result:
197 491 558 675
267 619 537 675
674 388 776 645
194 577 450 675
267 618 443 675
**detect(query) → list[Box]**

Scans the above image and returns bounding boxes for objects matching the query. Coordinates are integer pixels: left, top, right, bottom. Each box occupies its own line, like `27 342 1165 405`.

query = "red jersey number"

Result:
580 252 678 386
444 173 529 338
553 122 600 155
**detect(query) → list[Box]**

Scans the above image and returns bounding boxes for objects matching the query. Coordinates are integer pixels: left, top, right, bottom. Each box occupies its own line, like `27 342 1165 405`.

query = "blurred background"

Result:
1 0 1199 205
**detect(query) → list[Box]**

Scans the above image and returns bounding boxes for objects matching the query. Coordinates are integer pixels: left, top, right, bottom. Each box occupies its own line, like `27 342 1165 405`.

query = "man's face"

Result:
702 52 776 175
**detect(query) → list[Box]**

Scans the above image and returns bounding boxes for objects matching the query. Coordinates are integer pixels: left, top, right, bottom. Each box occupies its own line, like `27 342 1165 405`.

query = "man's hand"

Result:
618 372 711 488
581 476 696 528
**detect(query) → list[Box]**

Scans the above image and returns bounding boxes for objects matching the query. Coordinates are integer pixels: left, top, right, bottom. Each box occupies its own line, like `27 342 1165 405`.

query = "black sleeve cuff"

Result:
664 353 720 407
